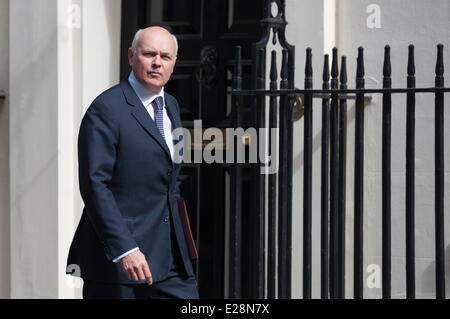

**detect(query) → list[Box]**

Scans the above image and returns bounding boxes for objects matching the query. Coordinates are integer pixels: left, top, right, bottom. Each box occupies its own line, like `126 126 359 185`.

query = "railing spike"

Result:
305 48 313 89
340 56 348 86
383 45 392 89
408 45 415 77
407 45 415 88
436 44 444 87
357 47 365 78
331 47 339 80
323 54 330 83
356 47 365 89
383 45 391 77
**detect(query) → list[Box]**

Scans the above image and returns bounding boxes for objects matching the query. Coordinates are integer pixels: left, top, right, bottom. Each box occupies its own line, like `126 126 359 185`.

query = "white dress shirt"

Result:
112 72 175 263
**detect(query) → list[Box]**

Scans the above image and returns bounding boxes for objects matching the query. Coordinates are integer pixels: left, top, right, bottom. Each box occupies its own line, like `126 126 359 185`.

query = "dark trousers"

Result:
82 273 198 299
83 215 199 299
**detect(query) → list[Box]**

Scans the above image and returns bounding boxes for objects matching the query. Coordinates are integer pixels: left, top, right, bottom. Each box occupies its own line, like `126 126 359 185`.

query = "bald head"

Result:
131 27 178 57
128 26 178 94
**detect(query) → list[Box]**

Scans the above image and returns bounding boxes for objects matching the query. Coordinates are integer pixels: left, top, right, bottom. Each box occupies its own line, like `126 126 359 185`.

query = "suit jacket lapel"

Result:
165 92 183 169
164 93 181 131
121 80 172 160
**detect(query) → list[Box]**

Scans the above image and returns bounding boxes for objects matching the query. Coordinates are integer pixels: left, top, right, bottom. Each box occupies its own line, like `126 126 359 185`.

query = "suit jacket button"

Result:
163 216 169 223
167 170 172 177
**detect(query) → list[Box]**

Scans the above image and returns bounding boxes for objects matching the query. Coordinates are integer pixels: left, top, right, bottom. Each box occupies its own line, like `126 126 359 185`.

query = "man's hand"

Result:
120 250 152 285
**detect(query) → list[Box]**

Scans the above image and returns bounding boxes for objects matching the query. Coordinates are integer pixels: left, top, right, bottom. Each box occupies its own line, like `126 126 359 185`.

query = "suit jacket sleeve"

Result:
78 99 138 262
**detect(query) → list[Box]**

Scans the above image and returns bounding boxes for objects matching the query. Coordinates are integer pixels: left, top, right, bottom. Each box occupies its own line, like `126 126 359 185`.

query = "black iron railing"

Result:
227 0 449 300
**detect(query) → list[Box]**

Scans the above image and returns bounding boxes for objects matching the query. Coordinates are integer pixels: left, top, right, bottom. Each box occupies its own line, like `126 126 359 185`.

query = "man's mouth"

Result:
149 71 161 77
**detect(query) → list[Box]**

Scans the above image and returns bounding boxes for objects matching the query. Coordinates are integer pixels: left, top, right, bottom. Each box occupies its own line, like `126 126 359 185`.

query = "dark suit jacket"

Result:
66 79 193 284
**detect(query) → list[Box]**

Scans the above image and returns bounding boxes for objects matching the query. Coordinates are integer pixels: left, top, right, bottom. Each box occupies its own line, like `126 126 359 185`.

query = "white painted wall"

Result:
286 0 450 298
0 0 10 299
337 0 450 299
59 0 122 300
81 0 122 110
8 0 122 298
284 0 330 299
10 0 59 298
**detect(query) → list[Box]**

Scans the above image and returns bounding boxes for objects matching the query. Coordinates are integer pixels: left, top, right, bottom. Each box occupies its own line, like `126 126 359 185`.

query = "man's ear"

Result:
170 57 177 75
128 48 134 66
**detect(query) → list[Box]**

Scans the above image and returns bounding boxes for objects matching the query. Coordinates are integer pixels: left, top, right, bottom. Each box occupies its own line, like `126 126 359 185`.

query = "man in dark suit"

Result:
66 26 198 299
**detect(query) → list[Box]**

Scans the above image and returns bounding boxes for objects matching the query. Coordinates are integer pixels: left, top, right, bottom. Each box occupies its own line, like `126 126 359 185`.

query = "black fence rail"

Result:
227 0 449 299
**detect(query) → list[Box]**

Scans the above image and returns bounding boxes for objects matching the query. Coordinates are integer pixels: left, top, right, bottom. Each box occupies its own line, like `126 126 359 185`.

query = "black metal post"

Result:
278 48 289 299
229 45 243 299
434 43 445 299
268 50 278 299
338 55 348 299
303 48 313 299
285 38 295 303
255 47 266 298
329 47 339 299
321 54 330 299
406 44 416 299
354 47 365 299
382 45 392 300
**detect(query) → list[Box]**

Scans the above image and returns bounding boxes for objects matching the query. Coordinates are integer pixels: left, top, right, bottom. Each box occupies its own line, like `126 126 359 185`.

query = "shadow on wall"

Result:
447 245 450 294
421 260 437 298
0 94 11 299
420 245 450 298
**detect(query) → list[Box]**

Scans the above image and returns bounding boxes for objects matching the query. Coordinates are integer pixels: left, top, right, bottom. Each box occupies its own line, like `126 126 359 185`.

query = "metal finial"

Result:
331 47 339 79
407 45 415 76
305 48 313 89
356 47 365 89
323 54 330 82
357 47 365 78
383 45 391 77
383 45 392 88
436 44 444 87
340 56 347 86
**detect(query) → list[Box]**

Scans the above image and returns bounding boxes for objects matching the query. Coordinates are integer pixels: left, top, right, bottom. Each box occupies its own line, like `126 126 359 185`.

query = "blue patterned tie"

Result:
151 96 165 140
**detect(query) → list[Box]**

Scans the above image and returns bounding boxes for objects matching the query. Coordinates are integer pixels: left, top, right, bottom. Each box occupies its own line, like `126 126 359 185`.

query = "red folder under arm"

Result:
177 197 198 260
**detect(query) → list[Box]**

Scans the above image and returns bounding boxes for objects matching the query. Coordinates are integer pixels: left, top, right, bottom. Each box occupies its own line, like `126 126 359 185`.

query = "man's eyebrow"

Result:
141 48 174 56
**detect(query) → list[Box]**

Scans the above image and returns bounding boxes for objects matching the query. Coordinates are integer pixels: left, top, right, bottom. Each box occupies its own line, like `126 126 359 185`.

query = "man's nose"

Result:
152 55 162 67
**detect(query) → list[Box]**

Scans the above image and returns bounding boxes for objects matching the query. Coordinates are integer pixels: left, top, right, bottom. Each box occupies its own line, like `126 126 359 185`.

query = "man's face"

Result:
128 28 177 94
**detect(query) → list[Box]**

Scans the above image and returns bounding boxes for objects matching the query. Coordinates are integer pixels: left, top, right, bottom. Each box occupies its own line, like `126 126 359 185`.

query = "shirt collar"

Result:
128 71 165 108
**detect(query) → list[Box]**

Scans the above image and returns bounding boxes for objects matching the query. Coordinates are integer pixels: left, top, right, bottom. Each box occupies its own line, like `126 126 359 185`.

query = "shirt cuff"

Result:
112 247 139 263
